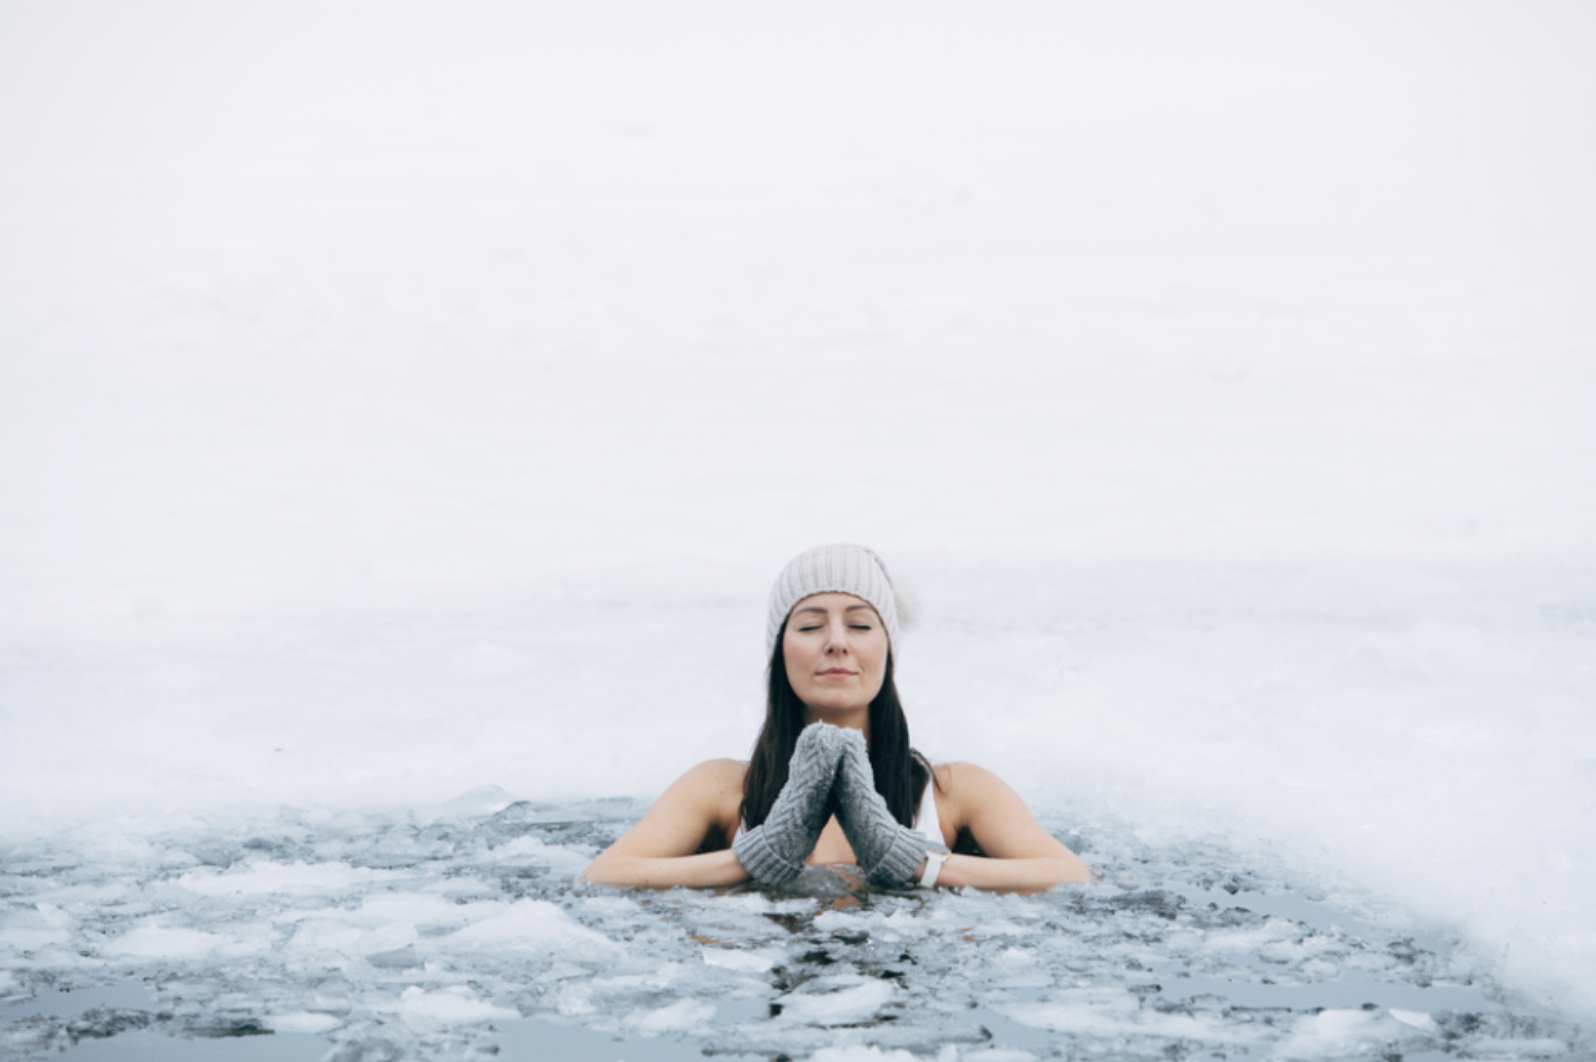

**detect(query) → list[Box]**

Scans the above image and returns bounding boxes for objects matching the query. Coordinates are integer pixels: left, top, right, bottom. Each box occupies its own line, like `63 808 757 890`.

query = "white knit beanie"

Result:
766 543 902 657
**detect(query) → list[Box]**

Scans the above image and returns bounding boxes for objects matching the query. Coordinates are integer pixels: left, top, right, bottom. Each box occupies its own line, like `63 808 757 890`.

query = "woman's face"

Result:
782 592 890 722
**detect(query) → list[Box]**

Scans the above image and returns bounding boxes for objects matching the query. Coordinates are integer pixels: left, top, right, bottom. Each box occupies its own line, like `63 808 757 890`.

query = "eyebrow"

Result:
793 605 875 616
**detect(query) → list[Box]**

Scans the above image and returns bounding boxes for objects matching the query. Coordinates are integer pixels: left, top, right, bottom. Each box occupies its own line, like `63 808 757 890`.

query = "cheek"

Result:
864 642 890 681
782 638 807 678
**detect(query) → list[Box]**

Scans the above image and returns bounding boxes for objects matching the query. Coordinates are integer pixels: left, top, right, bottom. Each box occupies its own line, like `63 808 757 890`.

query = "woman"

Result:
584 544 1093 891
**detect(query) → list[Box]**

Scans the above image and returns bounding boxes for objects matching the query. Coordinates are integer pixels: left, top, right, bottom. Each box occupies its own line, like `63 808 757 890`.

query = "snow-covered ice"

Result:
4 2 1595 1058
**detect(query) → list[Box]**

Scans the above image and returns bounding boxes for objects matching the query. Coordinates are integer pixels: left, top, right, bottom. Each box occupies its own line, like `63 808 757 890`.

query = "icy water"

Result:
2 799 1587 1061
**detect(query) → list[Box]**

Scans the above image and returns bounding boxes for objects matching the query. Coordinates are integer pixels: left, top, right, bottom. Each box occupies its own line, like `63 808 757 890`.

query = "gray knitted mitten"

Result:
833 728 948 887
733 723 843 886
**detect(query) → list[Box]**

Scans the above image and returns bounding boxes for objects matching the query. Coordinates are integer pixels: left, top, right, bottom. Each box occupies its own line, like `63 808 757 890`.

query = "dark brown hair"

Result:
741 619 936 831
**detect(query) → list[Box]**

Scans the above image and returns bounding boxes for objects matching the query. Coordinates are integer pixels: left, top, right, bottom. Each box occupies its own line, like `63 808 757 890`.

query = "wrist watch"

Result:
918 849 950 888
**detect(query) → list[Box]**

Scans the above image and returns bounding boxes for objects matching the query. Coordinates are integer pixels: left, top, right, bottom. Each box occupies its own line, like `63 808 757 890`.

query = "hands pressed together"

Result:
732 723 949 889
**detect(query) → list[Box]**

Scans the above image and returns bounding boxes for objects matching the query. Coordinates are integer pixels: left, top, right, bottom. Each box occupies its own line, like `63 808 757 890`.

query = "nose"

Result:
824 617 850 654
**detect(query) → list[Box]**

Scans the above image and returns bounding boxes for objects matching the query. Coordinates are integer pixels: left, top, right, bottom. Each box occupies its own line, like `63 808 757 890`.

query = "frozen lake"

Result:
1 793 1589 1061
3 560 1594 1059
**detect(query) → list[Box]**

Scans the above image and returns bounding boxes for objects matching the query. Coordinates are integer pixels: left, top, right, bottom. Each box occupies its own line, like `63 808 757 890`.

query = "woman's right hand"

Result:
731 722 844 886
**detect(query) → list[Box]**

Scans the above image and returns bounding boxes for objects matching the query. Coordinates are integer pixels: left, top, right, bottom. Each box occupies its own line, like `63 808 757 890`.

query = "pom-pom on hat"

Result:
766 544 903 657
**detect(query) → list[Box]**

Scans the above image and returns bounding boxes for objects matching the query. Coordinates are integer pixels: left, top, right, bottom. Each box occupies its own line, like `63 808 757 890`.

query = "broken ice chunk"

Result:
398 986 517 1034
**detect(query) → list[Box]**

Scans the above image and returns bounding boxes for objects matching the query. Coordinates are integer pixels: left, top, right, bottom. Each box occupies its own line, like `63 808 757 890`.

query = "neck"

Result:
803 704 869 736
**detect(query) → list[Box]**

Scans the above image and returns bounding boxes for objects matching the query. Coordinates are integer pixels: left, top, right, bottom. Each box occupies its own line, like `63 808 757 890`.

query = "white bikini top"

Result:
912 778 943 845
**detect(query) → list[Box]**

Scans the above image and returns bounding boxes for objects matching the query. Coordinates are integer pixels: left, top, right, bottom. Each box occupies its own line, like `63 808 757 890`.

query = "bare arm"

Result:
932 763 1095 892
583 760 751 888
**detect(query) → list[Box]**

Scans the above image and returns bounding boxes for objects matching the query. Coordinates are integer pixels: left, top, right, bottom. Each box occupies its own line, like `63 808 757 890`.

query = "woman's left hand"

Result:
832 729 947 887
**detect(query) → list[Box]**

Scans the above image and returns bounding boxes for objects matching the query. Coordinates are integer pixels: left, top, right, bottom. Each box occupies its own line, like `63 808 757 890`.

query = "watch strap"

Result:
918 849 950 888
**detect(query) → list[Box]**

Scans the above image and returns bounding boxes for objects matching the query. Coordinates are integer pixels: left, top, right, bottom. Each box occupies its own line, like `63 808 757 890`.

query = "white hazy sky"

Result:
5 3 1592 625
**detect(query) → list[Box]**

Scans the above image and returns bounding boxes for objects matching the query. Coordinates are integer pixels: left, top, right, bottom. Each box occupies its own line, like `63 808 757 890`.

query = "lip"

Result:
817 668 857 677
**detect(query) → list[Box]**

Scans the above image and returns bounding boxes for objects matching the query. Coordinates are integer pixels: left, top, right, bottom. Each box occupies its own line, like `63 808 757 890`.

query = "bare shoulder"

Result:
677 757 748 785
930 761 1036 833
595 758 747 862
929 760 1077 864
666 758 747 815
932 761 1011 798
